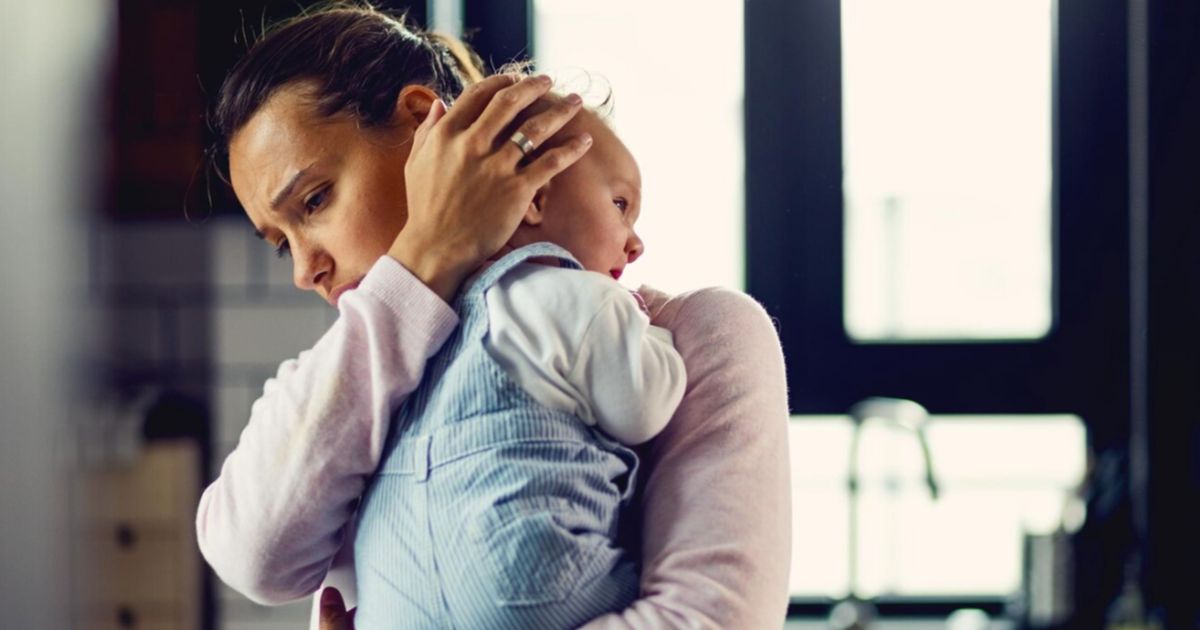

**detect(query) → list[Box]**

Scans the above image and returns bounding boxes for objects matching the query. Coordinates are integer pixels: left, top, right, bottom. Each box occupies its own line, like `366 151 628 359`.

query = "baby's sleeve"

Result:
567 289 687 445
195 256 459 605
485 266 686 445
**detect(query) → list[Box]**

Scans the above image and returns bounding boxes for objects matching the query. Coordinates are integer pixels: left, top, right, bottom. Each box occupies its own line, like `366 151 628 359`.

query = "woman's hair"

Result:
210 2 486 178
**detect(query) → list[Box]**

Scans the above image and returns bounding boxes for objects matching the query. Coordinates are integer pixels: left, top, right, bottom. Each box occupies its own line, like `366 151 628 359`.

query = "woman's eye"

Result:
274 239 291 259
613 198 629 212
304 187 329 212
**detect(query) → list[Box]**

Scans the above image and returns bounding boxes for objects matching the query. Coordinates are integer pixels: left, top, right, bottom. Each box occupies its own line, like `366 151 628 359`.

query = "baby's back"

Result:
353 244 642 629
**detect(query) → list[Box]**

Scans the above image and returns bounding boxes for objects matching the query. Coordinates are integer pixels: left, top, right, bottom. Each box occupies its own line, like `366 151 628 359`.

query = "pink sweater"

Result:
196 256 791 628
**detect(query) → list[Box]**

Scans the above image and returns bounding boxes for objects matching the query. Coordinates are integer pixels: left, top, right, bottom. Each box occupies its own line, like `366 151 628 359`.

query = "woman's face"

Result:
228 83 416 307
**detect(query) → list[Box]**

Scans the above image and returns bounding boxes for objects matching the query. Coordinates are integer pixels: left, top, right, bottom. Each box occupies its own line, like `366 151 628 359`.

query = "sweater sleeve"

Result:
195 255 459 605
578 287 793 630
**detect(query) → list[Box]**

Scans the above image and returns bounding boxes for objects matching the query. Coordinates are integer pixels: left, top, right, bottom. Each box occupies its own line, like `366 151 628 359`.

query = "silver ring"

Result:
509 130 535 156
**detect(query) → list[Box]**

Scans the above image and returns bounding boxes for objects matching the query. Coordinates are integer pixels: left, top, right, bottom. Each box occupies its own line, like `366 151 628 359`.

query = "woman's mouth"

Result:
328 279 362 307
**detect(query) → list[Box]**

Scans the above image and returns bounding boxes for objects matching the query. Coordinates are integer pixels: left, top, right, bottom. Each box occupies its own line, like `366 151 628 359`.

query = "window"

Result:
788 414 1086 598
842 0 1054 341
747 0 1132 617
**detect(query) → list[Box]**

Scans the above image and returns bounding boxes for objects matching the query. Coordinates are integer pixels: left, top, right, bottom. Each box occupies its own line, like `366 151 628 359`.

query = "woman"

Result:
198 6 791 628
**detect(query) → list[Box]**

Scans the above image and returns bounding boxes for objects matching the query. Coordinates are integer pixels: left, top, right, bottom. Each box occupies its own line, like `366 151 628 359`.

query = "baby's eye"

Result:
613 198 629 212
304 187 329 212
274 239 291 259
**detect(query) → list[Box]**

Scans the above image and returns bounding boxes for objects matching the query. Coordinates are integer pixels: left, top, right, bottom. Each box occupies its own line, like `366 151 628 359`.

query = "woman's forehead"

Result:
230 87 325 164
228 87 342 208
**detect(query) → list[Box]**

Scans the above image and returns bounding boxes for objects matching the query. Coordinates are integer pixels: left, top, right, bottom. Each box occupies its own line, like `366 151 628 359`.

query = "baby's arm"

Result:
485 265 686 445
569 291 686 445
196 256 459 605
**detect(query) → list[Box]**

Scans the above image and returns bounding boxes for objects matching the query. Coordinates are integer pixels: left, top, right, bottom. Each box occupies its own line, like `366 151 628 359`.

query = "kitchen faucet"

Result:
830 397 940 630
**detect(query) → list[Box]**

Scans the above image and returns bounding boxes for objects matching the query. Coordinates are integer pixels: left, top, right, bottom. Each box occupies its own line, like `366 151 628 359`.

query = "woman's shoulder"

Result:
640 284 774 326
638 285 790 437
638 285 780 348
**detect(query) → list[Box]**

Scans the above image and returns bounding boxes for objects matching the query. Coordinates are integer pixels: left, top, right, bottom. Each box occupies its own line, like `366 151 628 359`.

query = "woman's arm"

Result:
196 256 458 605
580 286 793 629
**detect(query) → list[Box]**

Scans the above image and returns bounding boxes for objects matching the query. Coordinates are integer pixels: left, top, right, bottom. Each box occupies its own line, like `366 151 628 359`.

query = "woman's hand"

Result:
389 73 592 302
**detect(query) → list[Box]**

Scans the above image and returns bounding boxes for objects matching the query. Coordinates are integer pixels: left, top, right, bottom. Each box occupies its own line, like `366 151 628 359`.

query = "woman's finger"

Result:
470 74 556 141
439 73 520 130
410 98 446 158
500 93 584 163
519 132 593 189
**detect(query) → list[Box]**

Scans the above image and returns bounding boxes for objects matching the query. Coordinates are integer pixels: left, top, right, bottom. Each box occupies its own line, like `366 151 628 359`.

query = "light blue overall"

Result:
353 242 641 629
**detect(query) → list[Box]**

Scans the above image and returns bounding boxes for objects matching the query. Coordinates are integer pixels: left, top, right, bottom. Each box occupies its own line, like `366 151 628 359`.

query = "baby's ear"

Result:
522 188 547 226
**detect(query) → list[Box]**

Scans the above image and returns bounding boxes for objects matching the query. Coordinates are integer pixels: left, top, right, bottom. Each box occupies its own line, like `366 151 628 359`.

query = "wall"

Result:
0 1 110 628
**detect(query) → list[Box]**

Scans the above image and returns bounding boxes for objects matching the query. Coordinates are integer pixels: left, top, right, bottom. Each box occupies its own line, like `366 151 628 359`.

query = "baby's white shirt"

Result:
308 262 686 628
484 262 686 445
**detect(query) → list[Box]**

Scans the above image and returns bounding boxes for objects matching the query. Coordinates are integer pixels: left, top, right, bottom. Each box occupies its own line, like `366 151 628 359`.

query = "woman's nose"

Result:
292 245 331 292
626 232 645 264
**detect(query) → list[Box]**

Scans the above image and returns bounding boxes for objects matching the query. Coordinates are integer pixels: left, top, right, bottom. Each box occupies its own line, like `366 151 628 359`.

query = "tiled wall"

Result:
89 218 213 399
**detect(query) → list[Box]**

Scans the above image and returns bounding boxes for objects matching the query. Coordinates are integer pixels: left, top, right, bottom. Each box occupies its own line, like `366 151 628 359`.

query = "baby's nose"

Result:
626 233 645 264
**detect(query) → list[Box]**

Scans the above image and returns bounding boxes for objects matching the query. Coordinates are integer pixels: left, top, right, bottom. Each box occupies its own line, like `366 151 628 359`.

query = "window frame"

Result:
744 0 1130 440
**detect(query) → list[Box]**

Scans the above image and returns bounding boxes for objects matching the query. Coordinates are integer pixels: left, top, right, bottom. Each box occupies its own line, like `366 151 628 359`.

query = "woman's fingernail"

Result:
535 74 552 85
566 93 583 105
580 133 593 146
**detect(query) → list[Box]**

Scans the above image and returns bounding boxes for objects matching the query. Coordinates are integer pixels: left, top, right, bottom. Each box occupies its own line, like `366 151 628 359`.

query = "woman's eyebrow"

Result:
269 163 316 210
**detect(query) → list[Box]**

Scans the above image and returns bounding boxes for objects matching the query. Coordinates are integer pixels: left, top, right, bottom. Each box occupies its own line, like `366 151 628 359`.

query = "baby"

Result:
199 95 686 629
347 100 684 628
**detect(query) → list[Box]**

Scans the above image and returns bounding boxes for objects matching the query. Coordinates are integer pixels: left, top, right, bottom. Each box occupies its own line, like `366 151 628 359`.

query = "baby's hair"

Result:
495 62 616 122
493 66 619 172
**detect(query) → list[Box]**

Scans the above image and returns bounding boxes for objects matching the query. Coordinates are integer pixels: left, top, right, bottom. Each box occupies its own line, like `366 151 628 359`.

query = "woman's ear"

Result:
394 85 439 127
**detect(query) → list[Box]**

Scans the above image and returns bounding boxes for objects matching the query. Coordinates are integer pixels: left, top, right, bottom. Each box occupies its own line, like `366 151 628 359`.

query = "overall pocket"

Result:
469 495 604 606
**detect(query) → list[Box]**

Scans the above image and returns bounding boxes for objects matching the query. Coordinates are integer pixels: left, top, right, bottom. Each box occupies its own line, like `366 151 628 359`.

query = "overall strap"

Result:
460 241 583 306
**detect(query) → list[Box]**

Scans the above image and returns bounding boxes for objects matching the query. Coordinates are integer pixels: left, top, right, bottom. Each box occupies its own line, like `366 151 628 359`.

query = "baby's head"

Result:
505 96 644 281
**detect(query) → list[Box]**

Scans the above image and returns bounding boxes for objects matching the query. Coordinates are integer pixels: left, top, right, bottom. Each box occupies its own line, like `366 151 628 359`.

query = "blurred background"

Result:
1 0 1198 628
